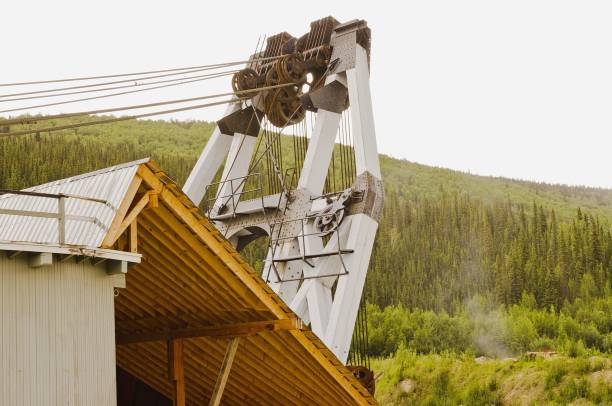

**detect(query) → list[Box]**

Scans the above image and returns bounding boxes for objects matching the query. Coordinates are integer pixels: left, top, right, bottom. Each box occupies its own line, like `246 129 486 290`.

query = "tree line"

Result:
1 133 610 314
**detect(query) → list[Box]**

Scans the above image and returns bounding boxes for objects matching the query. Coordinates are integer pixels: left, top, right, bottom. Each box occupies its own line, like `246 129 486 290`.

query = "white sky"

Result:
2 1 611 188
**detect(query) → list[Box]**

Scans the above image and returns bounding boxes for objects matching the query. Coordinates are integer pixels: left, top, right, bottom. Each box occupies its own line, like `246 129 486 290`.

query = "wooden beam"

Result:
149 192 159 208
168 338 185 406
103 192 150 249
129 220 138 253
209 337 240 406
117 318 303 345
102 175 143 248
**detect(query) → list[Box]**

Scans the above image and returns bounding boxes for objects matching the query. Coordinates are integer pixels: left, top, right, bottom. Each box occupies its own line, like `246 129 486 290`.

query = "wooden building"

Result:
0 159 377 406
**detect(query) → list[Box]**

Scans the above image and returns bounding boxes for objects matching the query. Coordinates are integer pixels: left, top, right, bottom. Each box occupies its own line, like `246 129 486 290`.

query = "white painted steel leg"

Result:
346 45 381 179
264 46 382 361
297 109 342 195
324 214 378 363
261 105 342 333
307 281 332 335
289 218 352 340
183 103 241 205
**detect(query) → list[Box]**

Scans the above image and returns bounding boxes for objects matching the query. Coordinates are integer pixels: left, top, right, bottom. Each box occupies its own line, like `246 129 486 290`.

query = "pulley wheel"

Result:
277 54 307 85
264 87 305 128
232 68 259 98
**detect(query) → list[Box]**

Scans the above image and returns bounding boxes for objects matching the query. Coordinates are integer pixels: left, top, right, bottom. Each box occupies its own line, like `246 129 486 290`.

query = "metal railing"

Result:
203 172 266 219
0 189 107 245
203 168 297 220
264 212 353 283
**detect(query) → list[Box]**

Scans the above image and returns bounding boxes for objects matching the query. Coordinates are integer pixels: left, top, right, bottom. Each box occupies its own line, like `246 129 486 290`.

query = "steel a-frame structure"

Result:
183 18 383 364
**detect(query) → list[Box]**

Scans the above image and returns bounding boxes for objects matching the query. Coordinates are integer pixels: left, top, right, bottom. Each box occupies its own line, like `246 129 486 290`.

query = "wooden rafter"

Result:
117 318 303 345
101 175 142 248
103 191 152 249
209 337 240 406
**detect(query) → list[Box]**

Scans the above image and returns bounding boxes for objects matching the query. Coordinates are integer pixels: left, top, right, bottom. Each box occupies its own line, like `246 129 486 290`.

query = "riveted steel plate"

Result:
346 171 384 222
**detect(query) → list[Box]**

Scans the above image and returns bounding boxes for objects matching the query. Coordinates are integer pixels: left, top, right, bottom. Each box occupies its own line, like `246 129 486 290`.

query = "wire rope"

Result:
1 83 294 126
0 72 232 114
0 98 247 138
0 55 282 87
0 67 240 100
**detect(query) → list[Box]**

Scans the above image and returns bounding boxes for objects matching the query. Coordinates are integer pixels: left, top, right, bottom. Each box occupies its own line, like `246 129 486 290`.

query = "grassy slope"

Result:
373 350 611 406
31 115 612 222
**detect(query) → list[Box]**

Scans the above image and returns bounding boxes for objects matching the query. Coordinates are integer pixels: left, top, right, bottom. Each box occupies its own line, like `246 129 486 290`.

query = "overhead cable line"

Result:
0 69 240 102
0 72 233 114
1 83 295 126
0 66 241 100
0 55 281 87
0 98 248 138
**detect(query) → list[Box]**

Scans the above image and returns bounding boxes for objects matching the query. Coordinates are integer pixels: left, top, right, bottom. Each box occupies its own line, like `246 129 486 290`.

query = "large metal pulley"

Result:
277 54 307 84
264 86 305 127
232 68 259 98
312 189 352 236
229 16 347 127
259 54 308 127
314 205 344 236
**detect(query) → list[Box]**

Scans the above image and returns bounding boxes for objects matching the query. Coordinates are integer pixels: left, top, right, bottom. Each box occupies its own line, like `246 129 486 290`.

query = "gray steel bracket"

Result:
329 19 371 74
217 106 261 137
300 80 348 113
346 171 384 222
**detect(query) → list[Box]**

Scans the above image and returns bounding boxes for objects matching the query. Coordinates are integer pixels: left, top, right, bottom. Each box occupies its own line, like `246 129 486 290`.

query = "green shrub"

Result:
432 369 454 399
556 378 589 403
545 361 567 389
365 296 612 359
603 333 612 353
462 382 502 406
506 313 538 353
566 339 587 358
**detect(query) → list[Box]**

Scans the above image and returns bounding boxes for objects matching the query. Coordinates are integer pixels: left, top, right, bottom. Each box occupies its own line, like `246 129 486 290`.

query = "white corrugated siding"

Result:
0 255 122 406
0 158 148 247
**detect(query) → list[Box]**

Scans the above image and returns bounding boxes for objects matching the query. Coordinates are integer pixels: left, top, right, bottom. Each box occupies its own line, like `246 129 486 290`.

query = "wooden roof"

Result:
108 160 377 406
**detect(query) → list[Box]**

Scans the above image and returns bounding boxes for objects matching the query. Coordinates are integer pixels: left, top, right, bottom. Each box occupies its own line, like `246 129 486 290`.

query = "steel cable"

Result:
0 68 240 101
1 83 294 126
0 55 282 87
0 98 248 138
0 73 231 114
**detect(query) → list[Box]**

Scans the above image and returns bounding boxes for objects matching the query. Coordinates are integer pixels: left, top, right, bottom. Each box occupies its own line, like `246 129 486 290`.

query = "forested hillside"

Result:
2 117 611 404
1 116 611 313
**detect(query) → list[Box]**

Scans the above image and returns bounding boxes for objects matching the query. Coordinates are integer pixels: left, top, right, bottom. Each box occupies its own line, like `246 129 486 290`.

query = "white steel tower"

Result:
183 17 383 367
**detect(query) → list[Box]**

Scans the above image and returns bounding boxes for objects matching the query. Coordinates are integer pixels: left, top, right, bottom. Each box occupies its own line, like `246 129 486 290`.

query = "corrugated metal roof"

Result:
0 158 149 247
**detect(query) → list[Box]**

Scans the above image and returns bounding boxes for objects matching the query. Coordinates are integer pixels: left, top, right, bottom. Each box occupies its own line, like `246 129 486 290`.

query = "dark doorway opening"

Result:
116 367 171 406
